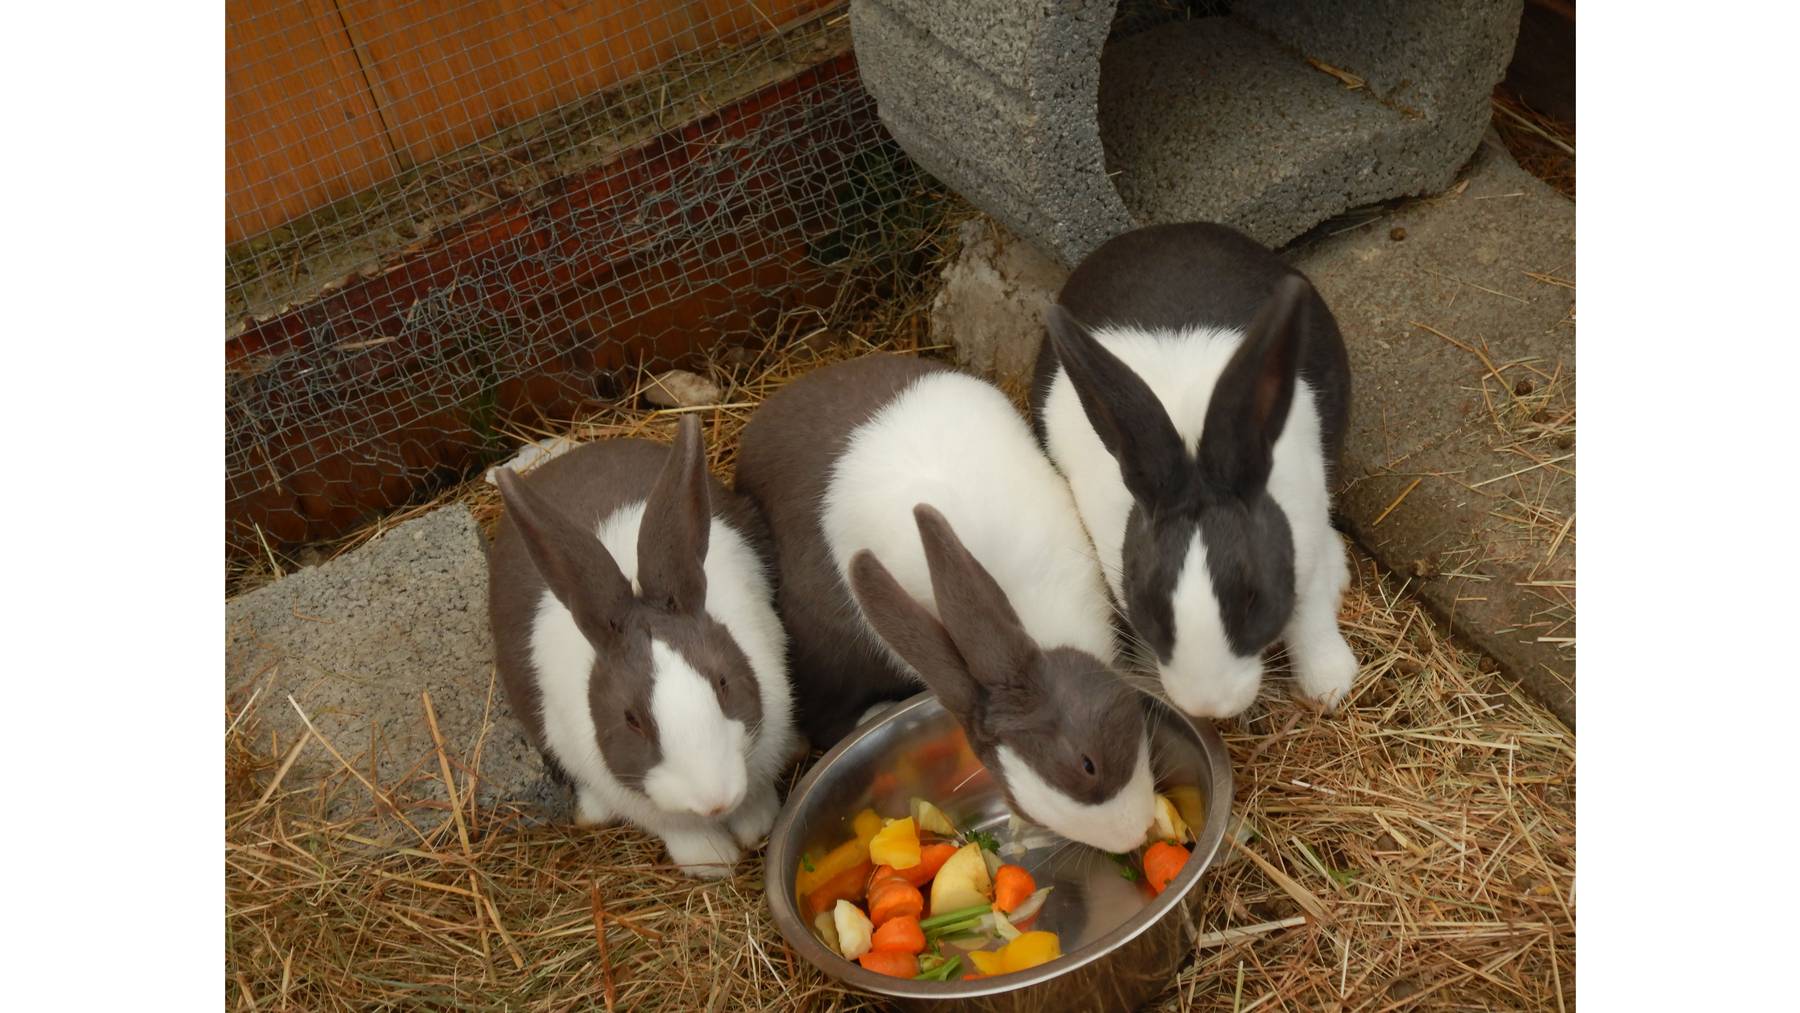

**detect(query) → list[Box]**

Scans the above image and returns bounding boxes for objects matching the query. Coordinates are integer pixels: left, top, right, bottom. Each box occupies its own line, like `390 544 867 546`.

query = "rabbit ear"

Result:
1198 275 1307 494
1046 305 1190 506
848 549 980 721
911 504 1039 686
495 467 632 644
637 414 711 614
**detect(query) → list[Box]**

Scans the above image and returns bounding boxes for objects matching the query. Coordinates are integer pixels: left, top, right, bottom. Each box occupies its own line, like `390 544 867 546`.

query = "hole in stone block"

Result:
1096 1 1459 243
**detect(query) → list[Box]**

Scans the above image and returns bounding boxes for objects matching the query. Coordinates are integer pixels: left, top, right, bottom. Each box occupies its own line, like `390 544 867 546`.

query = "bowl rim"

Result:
763 689 1234 1000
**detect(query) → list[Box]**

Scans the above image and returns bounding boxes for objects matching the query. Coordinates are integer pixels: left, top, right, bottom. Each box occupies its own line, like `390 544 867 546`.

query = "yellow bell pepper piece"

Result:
966 949 1007 976
869 816 922 869
999 931 1062 973
852 808 884 842
796 808 884 895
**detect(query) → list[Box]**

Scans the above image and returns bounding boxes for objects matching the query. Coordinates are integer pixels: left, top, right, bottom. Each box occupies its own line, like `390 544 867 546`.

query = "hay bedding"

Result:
225 285 1573 1013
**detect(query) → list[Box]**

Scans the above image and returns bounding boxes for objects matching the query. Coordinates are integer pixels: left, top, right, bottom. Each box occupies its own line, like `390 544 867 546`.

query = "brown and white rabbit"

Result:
735 355 1156 854
488 415 796 878
1031 222 1358 719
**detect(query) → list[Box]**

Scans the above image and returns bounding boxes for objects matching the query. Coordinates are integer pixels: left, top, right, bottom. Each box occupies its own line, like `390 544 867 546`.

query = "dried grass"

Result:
225 321 1574 1012
225 552 1574 1011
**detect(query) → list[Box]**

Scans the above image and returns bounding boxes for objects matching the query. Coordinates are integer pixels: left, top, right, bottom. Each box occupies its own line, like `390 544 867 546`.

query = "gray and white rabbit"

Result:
1031 223 1358 719
735 355 1156 854
488 415 797 878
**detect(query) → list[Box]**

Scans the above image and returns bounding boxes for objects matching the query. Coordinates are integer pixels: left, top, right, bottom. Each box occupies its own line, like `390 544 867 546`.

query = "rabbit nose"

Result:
696 790 741 818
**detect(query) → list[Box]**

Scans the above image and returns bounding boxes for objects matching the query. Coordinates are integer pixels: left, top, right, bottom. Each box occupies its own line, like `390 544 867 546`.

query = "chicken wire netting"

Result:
226 1 938 582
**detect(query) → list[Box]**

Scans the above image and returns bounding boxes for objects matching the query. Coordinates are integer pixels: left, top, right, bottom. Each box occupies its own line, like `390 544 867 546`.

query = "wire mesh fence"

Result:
226 1 938 577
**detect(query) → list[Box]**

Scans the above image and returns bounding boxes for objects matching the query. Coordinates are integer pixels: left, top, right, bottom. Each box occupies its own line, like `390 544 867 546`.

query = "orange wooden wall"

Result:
226 0 826 244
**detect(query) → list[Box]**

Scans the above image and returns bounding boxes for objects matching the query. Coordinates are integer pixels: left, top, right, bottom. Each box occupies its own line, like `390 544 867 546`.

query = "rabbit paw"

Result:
574 789 614 828
661 826 744 879
1291 632 1358 712
727 784 781 848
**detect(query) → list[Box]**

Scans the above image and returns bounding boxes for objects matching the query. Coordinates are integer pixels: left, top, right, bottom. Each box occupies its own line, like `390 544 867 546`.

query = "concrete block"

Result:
930 218 1068 396
850 0 1521 265
226 507 566 826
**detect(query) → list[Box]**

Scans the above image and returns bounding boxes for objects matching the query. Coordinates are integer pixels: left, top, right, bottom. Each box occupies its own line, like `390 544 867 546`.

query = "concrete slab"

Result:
930 138 1574 725
226 507 567 827
1287 136 1575 726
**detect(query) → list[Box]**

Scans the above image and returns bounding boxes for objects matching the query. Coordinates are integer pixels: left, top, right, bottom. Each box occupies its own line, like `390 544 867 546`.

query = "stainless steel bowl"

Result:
765 691 1232 1012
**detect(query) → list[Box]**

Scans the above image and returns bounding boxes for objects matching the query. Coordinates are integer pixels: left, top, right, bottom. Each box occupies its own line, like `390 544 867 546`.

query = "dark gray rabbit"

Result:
488 415 797 877
1031 223 1358 718
735 355 1156 853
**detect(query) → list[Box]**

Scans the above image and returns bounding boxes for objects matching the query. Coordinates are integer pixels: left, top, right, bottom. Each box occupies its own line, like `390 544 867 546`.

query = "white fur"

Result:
528 500 796 877
1042 324 1356 716
642 639 748 817
995 741 1155 853
1164 537 1265 718
822 372 1116 662
822 371 1153 847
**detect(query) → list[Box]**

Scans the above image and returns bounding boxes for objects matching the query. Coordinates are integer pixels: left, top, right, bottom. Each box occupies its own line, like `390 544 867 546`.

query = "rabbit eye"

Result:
1081 754 1096 776
624 711 643 734
715 674 728 694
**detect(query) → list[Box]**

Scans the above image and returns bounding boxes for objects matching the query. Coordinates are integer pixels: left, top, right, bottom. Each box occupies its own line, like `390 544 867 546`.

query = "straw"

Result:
226 336 1574 1010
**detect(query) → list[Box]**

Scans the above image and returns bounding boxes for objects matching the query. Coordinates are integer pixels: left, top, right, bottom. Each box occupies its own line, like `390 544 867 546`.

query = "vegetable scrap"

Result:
1143 841 1190 895
799 791 1200 982
799 798 1058 980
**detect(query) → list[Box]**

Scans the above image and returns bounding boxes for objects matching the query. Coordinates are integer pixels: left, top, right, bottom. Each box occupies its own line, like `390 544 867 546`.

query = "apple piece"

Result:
910 797 958 838
928 842 993 918
1152 793 1193 845
833 899 874 961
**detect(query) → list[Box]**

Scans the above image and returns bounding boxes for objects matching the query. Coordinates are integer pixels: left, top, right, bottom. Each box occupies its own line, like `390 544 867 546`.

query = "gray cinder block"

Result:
851 0 1522 265
226 506 565 827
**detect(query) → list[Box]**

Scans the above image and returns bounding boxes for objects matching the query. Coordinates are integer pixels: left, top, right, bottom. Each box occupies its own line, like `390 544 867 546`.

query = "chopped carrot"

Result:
805 858 873 917
945 759 985 793
915 733 962 765
857 950 919 978
992 864 1036 913
867 875 925 926
1143 841 1191 895
961 973 986 981
874 842 959 888
870 915 926 955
